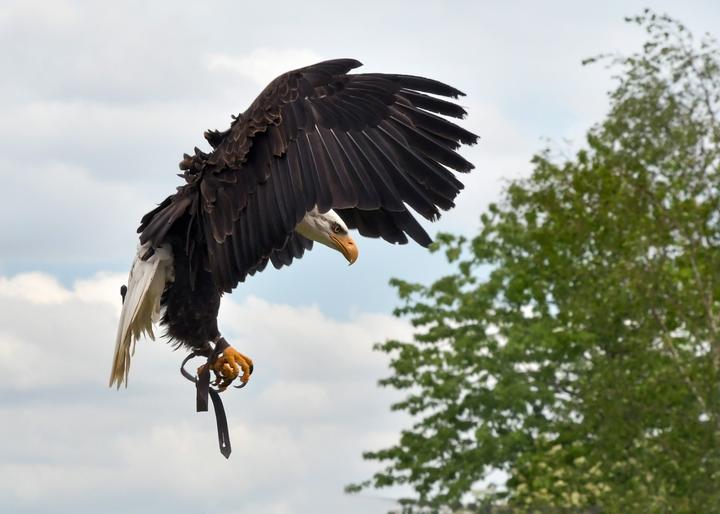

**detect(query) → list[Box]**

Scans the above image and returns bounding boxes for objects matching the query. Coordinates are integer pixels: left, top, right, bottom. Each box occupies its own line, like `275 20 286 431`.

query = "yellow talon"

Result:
210 346 254 391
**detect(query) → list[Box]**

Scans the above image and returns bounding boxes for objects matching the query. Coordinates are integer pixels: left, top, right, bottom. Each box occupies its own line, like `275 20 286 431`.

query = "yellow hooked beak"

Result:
330 233 359 264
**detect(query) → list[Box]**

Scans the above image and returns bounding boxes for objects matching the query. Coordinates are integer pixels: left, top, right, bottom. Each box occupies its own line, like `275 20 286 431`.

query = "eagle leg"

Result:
209 346 254 392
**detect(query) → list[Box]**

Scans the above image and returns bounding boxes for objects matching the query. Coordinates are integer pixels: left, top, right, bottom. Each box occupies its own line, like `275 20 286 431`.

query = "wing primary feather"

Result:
239 208 253 270
369 209 408 244
299 131 333 212
208 239 227 291
336 208 380 239
394 103 479 146
377 121 464 208
338 92 388 121
328 129 381 210
307 99 342 128
325 96 367 130
396 89 468 118
300 58 362 75
290 99 308 130
345 76 397 103
255 182 274 250
344 132 406 212
383 74 465 98
266 173 291 244
285 143 314 217
245 190 262 262
231 218 246 272
219 237 236 291
381 117 474 173
306 129 350 207
316 127 359 208
358 129 439 220
390 209 433 247
269 159 292 230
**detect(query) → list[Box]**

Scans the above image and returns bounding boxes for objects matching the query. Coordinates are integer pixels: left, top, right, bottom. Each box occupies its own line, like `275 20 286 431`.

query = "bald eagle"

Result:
110 59 478 395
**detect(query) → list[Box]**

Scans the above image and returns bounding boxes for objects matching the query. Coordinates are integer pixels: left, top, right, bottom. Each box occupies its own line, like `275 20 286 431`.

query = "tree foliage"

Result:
350 11 720 513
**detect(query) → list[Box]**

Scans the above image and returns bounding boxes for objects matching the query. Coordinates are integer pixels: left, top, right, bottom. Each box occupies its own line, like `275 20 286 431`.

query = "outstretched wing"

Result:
140 58 478 292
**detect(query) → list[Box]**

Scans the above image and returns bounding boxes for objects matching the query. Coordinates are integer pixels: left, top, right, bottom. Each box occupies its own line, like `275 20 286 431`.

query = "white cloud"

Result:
0 100 212 175
221 297 409 380
0 272 72 304
0 271 125 307
73 272 129 307
0 0 80 31
0 161 150 268
208 48 323 85
0 272 412 513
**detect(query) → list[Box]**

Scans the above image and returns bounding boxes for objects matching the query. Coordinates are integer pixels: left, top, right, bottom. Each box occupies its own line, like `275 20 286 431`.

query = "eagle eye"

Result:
332 223 343 234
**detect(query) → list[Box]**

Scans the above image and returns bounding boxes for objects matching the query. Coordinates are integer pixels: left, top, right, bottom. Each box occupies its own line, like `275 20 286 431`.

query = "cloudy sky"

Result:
1 1 719 513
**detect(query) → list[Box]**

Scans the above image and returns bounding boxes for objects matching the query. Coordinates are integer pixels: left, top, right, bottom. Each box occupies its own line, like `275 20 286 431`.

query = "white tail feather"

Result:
109 243 174 388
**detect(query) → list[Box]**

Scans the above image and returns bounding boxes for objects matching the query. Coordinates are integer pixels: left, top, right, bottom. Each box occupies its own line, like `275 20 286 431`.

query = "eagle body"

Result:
161 218 221 348
110 58 478 389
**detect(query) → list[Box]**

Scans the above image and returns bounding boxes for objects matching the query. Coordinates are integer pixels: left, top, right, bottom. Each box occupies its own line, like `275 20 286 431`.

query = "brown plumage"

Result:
112 58 478 390
139 59 477 291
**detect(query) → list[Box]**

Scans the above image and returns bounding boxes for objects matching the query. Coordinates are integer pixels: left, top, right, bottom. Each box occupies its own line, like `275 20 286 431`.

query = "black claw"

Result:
249 363 254 375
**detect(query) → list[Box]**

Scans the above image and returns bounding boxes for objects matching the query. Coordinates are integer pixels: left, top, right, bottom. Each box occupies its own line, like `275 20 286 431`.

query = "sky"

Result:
1 1 719 513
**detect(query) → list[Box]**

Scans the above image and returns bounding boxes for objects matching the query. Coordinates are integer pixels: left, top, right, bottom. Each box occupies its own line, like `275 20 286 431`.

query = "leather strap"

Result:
180 339 233 458
209 387 231 458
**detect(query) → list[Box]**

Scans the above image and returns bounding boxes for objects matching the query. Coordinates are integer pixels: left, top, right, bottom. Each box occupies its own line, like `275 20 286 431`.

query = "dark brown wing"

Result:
140 58 478 292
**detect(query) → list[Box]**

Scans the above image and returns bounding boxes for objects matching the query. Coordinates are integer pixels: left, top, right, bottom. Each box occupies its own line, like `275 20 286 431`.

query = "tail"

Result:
109 243 174 388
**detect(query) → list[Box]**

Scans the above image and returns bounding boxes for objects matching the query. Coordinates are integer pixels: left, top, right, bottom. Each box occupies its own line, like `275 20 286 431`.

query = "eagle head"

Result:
296 208 358 264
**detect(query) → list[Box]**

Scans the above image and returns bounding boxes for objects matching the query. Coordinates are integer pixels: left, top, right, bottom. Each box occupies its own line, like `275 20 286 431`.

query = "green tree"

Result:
349 11 720 514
